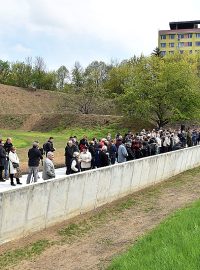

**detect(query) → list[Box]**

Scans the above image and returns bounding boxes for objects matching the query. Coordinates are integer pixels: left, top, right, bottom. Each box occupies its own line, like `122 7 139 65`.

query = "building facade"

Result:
158 20 200 56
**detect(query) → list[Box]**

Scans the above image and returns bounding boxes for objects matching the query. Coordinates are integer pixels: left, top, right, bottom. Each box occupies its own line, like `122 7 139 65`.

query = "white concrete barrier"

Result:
0 146 200 244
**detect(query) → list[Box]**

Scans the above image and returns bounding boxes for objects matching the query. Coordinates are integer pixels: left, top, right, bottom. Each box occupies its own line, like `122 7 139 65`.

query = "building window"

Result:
188 42 192 46
178 34 184 39
178 42 184 47
160 51 166 56
160 35 166 40
161 43 166 48
179 50 184 54
169 43 174 48
189 50 193 54
169 34 175 39
187 33 192 38
195 42 200 46
196 33 200 38
169 51 174 54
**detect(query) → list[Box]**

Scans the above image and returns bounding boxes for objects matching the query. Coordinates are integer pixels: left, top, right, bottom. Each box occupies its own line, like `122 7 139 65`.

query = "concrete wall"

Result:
1 146 200 244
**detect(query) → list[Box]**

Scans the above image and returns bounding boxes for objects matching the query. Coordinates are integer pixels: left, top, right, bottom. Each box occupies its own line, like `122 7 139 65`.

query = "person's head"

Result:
102 145 107 152
10 146 16 153
82 146 88 153
33 141 39 148
68 140 73 147
49 137 54 142
47 151 54 160
6 137 12 144
73 151 79 158
0 139 4 146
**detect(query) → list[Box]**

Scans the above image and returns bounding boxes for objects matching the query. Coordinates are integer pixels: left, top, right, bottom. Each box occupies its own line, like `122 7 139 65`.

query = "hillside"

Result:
0 84 123 131
0 84 69 114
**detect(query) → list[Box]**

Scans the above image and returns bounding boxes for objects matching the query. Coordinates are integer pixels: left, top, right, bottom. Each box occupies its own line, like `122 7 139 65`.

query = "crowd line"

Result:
0 126 200 187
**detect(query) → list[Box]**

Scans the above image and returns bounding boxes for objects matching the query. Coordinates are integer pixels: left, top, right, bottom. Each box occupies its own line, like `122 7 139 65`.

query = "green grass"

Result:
0 240 51 269
107 199 200 270
0 125 126 149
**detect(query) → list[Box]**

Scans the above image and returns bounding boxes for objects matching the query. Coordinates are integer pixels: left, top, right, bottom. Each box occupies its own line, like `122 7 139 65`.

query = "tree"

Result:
151 47 162 57
118 54 200 128
32 57 46 89
56 65 69 90
0 60 10 84
84 61 110 90
71 62 84 91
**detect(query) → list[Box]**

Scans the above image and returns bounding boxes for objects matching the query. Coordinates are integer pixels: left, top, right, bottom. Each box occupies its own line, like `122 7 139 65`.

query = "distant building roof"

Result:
169 20 200 30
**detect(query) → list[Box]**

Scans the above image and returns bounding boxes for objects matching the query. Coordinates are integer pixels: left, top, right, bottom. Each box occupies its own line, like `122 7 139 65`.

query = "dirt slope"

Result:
0 84 69 114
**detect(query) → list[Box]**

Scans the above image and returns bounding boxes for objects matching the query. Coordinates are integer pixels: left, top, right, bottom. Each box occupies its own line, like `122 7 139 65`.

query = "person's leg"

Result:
4 159 9 179
10 174 16 186
26 167 33 184
0 166 5 181
33 167 39 182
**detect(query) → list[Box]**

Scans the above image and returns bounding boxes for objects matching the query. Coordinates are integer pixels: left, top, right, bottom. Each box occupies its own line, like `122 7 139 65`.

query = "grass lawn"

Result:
108 199 200 270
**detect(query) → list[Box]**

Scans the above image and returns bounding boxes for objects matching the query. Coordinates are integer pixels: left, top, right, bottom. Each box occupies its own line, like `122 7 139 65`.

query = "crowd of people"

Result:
0 126 200 186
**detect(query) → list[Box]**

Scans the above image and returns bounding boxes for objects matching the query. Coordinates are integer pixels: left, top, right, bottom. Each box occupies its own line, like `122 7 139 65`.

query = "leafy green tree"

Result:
118 54 200 128
0 60 10 84
71 61 84 91
84 61 110 90
32 57 46 89
151 47 162 57
56 65 69 90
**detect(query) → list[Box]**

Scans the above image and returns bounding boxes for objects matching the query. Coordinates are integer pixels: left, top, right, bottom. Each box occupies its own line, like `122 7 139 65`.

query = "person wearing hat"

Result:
26 141 43 184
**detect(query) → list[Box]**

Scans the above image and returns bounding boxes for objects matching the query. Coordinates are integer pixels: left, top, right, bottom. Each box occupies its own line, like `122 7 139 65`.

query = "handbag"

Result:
12 162 19 169
15 167 22 178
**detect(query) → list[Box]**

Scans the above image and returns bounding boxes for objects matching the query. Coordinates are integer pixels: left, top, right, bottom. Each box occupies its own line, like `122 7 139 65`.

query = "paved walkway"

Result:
0 167 66 192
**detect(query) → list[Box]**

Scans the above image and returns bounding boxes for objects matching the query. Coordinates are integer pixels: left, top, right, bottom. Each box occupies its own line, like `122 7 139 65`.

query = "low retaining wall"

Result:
1 146 200 244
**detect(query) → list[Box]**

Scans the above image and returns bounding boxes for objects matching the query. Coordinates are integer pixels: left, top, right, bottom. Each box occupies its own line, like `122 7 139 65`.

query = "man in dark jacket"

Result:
3 137 13 179
99 146 110 167
65 140 76 175
44 137 55 156
26 141 43 184
0 140 6 182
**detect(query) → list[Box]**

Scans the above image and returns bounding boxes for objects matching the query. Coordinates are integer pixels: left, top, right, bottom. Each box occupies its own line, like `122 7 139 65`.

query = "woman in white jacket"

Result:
79 147 92 171
9 147 22 186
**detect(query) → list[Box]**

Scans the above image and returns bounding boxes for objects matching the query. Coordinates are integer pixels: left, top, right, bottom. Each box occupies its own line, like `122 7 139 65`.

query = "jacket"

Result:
28 147 43 167
118 144 128 163
0 146 6 167
79 151 92 169
9 151 19 174
42 158 55 180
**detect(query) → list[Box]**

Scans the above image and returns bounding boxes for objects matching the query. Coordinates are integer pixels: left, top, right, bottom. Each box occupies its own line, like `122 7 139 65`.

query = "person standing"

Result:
42 152 55 180
26 141 43 184
0 140 6 182
71 152 81 174
44 137 56 156
117 139 128 163
4 137 13 179
79 146 92 171
8 146 22 186
65 140 76 175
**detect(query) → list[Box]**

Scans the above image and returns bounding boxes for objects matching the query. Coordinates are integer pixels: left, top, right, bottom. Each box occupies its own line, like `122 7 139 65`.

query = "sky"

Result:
0 0 200 70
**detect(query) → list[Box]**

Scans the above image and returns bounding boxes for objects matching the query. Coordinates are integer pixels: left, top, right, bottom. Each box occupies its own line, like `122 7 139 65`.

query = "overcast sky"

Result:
0 0 200 70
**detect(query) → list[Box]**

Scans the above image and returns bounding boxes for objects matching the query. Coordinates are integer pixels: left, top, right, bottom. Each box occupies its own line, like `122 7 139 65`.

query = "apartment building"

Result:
158 20 200 56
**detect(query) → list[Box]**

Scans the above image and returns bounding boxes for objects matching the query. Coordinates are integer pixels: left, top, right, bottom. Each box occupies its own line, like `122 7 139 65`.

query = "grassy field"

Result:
107 199 200 270
0 125 126 170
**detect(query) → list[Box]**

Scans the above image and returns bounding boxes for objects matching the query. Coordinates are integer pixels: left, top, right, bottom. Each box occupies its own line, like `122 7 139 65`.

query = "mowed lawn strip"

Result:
108 199 200 270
